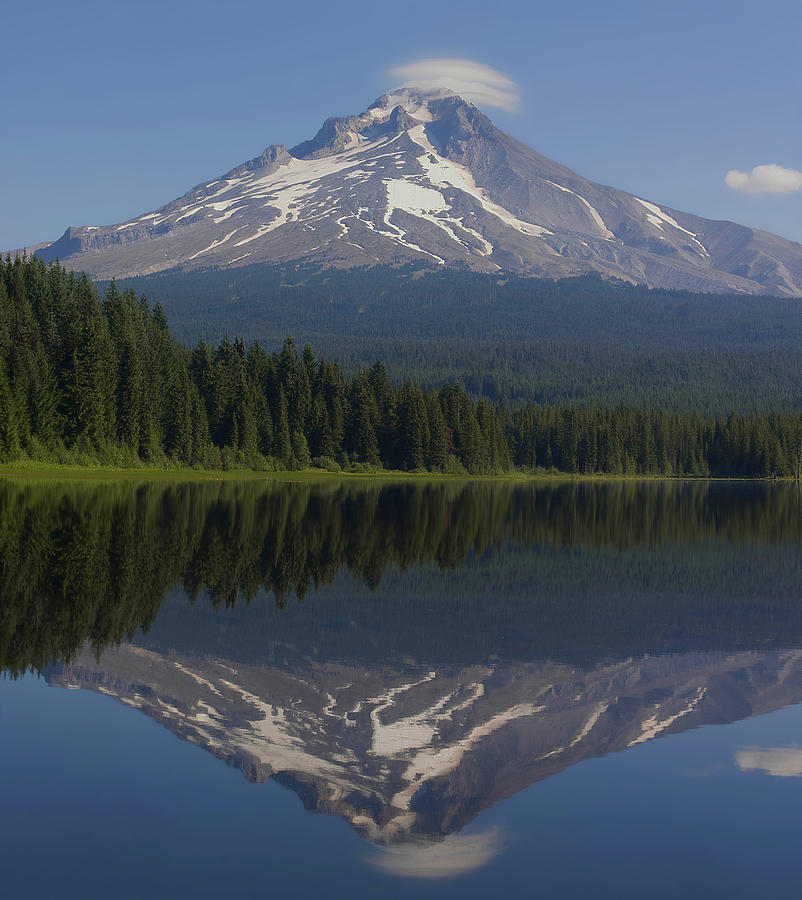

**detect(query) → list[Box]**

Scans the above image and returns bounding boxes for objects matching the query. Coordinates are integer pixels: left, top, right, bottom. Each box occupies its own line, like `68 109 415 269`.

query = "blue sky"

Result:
2 0 800 250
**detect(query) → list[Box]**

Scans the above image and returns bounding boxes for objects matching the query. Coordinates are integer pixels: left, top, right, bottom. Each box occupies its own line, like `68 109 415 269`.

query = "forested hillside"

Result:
3 255 802 476
116 262 802 413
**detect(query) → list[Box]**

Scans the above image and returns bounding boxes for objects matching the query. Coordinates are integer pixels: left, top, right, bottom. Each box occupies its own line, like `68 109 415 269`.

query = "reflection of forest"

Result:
2 478 802 675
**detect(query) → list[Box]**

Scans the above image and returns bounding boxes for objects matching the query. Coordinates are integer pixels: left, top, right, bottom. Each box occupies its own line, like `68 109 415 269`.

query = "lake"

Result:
2 477 802 898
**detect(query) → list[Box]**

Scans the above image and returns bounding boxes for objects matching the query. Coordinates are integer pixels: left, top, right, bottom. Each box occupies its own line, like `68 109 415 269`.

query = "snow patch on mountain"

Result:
384 177 495 259
188 228 241 260
546 181 614 239
410 125 552 240
633 197 709 258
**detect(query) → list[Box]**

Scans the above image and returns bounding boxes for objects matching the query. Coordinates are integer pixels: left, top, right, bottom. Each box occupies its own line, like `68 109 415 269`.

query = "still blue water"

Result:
1 478 801 898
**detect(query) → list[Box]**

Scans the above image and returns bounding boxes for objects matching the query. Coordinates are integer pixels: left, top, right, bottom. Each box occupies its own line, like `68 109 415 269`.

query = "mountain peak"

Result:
35 91 802 295
289 88 471 160
367 86 462 118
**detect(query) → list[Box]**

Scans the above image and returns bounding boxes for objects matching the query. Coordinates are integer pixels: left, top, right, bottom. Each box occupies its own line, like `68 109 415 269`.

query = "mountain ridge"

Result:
34 88 802 295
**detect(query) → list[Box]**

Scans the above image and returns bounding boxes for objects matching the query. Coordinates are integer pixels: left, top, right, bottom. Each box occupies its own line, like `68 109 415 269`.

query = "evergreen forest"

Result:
118 261 802 414
3 254 802 477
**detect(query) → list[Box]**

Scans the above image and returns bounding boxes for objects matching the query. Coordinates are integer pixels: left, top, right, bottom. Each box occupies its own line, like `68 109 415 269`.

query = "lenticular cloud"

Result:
725 164 802 196
387 58 520 112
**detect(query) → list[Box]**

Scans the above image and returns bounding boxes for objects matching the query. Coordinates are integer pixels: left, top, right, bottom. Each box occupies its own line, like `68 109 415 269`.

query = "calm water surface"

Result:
2 479 802 898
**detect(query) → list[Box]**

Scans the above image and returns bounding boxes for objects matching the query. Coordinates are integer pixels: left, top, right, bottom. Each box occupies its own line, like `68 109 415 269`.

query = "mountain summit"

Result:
38 89 802 295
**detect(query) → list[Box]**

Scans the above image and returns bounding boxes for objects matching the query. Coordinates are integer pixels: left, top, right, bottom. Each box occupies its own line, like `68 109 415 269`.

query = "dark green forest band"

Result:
118 262 802 415
1 256 802 476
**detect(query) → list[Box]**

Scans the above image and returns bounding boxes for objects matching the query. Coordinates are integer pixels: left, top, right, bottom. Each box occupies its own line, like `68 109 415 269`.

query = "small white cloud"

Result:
387 58 520 113
735 747 802 777
725 164 802 196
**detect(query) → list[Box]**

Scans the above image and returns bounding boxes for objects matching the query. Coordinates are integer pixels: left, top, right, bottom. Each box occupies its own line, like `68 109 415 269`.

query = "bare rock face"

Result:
36 88 802 295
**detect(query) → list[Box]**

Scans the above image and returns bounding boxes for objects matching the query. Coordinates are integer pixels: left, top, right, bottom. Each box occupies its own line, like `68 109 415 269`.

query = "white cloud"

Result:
725 164 802 196
387 58 520 113
735 747 802 777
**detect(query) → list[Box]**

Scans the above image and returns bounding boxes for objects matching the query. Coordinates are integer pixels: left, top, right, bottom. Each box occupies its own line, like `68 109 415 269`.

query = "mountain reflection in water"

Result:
3 477 802 875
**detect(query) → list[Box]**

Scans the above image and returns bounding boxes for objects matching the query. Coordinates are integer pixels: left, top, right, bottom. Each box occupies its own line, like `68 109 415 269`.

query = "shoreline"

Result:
0 462 793 484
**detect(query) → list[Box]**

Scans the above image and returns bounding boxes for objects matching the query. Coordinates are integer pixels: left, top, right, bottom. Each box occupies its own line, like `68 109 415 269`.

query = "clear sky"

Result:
2 0 800 250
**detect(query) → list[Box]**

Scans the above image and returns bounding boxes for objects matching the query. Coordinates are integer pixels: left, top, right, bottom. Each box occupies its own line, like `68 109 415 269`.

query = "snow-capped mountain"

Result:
38 88 802 295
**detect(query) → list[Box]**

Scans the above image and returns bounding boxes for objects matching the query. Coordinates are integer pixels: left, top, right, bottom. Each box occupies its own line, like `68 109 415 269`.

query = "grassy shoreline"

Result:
0 461 789 483
0 462 534 483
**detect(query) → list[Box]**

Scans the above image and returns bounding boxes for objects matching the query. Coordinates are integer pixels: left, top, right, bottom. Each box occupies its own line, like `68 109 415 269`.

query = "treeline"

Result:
314 338 802 415
2 255 802 476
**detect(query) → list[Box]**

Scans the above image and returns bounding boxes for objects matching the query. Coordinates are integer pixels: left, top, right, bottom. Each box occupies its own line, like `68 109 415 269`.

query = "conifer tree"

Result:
426 394 447 471
274 386 292 463
0 360 20 461
350 381 380 466
397 382 429 469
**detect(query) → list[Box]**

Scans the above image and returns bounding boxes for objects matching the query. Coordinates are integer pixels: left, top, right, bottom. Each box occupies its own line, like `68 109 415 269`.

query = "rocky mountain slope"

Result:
36 89 802 295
